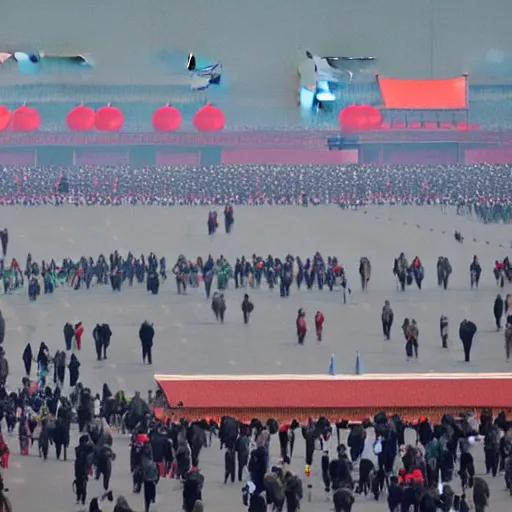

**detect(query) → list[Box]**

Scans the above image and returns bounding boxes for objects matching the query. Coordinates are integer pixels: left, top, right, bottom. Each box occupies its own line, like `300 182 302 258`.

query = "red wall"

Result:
73 149 130 165
0 150 36 165
221 148 358 165
465 148 512 164
156 151 199 165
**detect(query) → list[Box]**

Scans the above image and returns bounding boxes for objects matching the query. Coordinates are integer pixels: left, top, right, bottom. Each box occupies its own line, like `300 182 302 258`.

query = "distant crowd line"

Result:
0 164 510 219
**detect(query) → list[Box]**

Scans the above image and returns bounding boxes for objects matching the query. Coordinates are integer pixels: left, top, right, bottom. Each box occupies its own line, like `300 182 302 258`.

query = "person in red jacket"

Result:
315 311 325 341
74 322 84 351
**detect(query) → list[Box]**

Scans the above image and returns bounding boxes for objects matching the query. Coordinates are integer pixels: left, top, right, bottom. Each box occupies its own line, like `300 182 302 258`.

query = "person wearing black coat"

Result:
149 425 171 475
69 354 81 387
54 405 71 460
55 351 66 387
387 476 403 512
139 321 155 364
146 272 160 295
459 320 478 362
63 323 74 351
37 342 50 371
494 294 504 331
74 434 95 505
248 446 268 495
0 229 7 257
101 324 112 359
241 294 254 324
182 468 204 512
22 343 32 376
93 324 112 361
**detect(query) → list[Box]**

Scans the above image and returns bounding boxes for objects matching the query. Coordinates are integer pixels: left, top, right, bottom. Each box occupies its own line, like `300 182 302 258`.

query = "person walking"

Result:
212 292 226 323
241 294 254 325
63 322 74 352
459 319 478 362
381 300 394 340
74 322 84 351
440 315 449 349
408 319 419 359
68 353 81 386
494 294 504 331
139 321 155 365
296 309 307 344
505 316 512 362
314 311 325 341
143 459 159 512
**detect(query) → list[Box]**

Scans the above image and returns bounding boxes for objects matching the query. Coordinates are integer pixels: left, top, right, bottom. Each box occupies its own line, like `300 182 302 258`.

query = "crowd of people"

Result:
1 363 511 512
0 164 509 222
1 250 168 296
2 246 511 306
0 161 511 510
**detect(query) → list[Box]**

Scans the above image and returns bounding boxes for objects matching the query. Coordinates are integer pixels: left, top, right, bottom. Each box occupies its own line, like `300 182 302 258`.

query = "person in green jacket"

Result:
216 262 232 290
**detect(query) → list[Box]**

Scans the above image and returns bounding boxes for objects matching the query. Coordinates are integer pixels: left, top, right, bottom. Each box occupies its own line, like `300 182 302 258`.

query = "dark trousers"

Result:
204 280 212 298
462 339 472 362
55 443 67 460
224 452 236 484
406 339 418 358
382 320 392 339
238 457 246 481
75 474 87 504
495 315 502 331
142 345 152 364
243 311 249 324
143 480 156 512
484 448 498 477
57 366 65 386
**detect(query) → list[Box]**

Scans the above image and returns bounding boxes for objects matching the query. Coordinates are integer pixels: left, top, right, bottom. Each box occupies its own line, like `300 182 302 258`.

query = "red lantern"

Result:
362 105 382 130
0 106 11 132
11 105 41 132
193 104 225 132
339 104 382 131
152 106 182 132
66 105 95 131
94 105 124 132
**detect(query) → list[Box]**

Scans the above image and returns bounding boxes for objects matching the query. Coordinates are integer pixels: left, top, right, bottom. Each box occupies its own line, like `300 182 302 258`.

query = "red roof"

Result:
155 374 512 410
377 75 468 110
